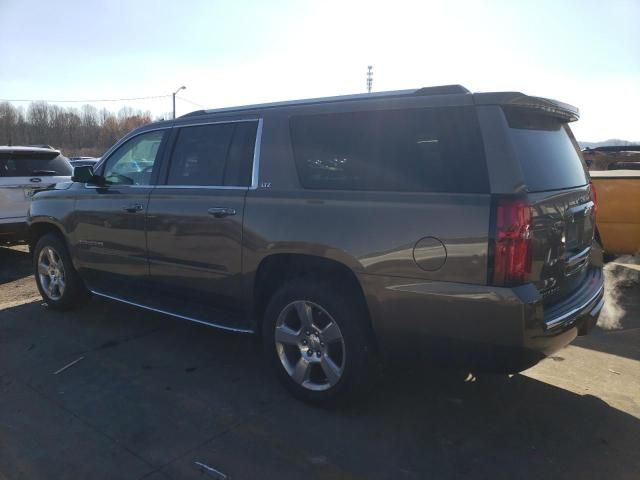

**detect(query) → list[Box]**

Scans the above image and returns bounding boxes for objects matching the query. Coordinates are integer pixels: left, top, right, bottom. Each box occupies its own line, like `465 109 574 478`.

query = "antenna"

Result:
366 66 373 94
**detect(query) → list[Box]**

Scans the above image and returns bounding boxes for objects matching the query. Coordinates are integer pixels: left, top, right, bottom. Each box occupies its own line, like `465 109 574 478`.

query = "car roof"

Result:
131 84 579 137
174 84 579 121
179 85 471 118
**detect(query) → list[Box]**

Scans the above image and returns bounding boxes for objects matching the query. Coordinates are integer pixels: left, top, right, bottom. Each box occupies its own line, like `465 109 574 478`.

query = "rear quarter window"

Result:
289 107 489 193
504 107 588 192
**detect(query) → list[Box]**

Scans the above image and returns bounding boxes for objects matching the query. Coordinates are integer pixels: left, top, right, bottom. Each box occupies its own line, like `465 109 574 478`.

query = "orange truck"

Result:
590 169 640 255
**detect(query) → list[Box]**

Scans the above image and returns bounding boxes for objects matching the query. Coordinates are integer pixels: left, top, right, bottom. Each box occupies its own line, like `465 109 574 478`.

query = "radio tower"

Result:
366 65 373 93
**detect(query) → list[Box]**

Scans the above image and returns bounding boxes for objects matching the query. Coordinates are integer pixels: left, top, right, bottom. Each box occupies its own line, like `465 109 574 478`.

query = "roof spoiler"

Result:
180 109 207 118
473 92 579 122
26 144 55 149
0 147 61 158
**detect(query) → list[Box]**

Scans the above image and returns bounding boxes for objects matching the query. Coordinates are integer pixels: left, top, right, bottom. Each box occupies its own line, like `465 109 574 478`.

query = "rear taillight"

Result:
492 198 533 286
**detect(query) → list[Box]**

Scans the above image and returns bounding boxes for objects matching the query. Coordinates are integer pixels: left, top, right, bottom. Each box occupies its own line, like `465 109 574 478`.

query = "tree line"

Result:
0 101 154 157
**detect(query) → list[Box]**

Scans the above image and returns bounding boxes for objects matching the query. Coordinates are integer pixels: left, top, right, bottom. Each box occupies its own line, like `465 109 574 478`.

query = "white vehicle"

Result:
0 146 72 245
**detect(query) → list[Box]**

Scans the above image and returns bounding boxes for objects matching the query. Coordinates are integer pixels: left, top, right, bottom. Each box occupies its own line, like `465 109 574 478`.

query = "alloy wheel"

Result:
274 300 346 391
37 246 66 301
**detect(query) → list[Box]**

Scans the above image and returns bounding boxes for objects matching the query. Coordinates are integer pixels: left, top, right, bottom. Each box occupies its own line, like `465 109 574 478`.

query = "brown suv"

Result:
28 85 604 404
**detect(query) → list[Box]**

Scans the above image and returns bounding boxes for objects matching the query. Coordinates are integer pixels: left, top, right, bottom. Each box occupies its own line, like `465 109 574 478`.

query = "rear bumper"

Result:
520 268 604 367
359 266 604 372
0 219 28 243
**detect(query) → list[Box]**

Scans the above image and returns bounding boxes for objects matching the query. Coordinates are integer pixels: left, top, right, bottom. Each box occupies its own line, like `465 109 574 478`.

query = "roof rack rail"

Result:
414 85 470 96
177 84 471 118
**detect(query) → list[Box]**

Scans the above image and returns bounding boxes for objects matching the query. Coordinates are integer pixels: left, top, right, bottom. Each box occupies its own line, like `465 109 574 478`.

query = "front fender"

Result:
27 189 77 258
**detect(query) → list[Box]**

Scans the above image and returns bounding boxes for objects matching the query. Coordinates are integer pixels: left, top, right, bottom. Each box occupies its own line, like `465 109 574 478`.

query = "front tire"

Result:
33 233 88 310
263 278 374 405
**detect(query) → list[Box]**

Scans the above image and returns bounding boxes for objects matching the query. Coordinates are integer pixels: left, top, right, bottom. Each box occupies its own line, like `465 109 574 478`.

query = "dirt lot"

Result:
1 245 639 480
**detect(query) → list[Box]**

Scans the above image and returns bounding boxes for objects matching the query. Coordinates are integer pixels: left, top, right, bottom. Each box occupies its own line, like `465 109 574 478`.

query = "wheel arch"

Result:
252 253 378 350
28 219 68 254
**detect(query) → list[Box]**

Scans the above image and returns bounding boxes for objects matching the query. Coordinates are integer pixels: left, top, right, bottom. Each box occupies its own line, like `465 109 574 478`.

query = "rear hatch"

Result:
500 106 595 304
0 148 72 222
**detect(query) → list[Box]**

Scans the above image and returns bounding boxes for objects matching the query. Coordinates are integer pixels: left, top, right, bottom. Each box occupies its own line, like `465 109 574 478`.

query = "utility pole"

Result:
366 66 373 94
172 85 186 119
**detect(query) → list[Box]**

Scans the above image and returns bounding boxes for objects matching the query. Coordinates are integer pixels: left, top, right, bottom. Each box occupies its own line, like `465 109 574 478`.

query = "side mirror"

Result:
72 165 104 185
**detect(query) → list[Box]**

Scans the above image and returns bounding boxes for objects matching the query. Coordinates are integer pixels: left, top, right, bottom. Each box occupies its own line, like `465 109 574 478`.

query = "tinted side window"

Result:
167 121 257 187
224 122 258 187
168 123 234 186
0 152 72 177
290 107 488 193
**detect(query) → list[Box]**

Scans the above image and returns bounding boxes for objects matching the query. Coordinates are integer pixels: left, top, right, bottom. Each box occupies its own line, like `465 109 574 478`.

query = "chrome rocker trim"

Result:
90 290 255 334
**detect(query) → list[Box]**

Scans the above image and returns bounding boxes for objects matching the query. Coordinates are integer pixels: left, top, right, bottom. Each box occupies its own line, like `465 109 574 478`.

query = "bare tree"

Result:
0 102 19 145
1 101 153 156
27 102 50 144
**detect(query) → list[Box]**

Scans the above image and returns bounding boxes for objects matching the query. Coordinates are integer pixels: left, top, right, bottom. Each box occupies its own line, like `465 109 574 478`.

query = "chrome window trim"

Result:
165 117 263 190
90 290 255 334
153 185 248 191
83 184 152 190
250 118 263 189
83 118 263 190
173 118 258 129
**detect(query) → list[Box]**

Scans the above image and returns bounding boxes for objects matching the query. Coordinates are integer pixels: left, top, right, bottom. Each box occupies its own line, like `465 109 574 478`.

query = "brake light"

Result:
492 198 533 286
589 181 597 219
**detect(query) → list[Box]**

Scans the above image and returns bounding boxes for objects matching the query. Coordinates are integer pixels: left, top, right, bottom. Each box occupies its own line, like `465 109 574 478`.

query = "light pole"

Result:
172 85 186 119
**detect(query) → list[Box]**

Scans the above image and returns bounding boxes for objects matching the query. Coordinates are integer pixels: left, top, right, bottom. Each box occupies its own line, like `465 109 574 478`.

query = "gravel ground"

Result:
1 245 639 480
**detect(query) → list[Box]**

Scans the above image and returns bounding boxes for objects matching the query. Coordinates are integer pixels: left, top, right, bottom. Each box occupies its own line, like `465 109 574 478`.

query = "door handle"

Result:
122 203 144 213
207 207 237 218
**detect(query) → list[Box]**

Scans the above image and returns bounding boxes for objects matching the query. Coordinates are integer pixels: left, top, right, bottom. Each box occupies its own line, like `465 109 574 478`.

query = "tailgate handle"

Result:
207 207 236 218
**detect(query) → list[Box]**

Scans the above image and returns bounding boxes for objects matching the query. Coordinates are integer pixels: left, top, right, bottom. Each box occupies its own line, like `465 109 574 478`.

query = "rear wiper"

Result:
31 170 58 176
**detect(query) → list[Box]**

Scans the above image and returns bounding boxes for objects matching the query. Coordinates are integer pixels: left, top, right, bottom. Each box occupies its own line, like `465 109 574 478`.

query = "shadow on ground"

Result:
0 246 31 284
1 296 639 480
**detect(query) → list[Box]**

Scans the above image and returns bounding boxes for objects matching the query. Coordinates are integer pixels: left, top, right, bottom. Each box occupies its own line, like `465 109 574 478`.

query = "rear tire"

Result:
33 233 88 310
263 278 374 405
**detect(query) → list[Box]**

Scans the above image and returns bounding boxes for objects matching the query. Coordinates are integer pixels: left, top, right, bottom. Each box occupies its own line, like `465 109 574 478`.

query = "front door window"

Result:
102 130 165 186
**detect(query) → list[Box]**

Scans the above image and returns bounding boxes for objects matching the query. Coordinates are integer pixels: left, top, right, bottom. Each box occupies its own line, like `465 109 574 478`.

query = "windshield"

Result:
504 108 588 191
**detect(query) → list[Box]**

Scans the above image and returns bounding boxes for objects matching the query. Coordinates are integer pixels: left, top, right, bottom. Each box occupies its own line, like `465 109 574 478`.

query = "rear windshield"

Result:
0 151 72 177
290 107 489 193
504 107 588 191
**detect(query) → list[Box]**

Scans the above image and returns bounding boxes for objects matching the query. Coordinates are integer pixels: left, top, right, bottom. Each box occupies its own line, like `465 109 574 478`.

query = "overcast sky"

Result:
1 0 638 141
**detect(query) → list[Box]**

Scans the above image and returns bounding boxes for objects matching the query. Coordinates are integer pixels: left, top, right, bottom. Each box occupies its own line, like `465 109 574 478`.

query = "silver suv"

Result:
1 146 72 244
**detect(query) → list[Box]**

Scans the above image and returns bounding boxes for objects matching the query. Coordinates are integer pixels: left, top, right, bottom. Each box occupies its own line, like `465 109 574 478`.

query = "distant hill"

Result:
579 139 640 149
